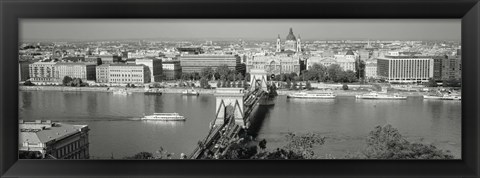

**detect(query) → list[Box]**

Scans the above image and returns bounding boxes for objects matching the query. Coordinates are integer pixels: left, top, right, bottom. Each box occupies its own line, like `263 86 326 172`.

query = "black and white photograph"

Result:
18 19 461 160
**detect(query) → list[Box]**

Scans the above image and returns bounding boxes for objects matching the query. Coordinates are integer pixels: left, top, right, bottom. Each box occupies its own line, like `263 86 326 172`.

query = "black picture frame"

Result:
1 0 479 177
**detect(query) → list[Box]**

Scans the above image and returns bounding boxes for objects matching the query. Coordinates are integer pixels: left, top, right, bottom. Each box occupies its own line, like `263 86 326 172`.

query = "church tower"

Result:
276 34 281 52
296 34 302 52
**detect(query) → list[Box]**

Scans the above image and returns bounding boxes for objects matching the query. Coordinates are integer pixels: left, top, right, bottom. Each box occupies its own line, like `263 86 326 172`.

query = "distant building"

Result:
135 58 162 82
247 54 300 75
176 47 204 55
19 120 89 159
19 61 33 82
55 63 96 82
365 62 377 79
439 55 461 81
29 62 57 82
99 55 121 64
162 60 181 80
377 56 434 83
108 64 150 84
276 28 302 53
85 57 102 65
95 64 110 83
179 54 240 73
306 50 356 72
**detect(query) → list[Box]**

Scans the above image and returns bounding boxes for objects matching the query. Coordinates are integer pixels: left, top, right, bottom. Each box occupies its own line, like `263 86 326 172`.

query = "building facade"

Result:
95 64 110 83
55 63 96 82
365 62 377 79
377 56 434 83
19 61 33 82
135 58 163 82
19 120 89 159
179 54 240 73
162 60 181 80
29 62 57 82
108 64 150 84
306 51 357 72
247 54 300 75
433 55 461 81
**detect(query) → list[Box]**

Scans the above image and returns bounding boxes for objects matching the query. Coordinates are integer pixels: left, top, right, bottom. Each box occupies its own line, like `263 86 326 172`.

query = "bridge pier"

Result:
249 69 268 91
213 88 245 127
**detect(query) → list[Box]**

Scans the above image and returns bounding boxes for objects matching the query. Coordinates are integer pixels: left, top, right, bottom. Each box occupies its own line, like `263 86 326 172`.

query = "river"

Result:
19 91 461 159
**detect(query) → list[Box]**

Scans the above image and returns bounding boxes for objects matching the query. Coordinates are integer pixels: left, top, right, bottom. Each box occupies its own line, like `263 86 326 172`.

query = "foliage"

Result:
285 80 291 89
443 78 461 87
216 65 231 80
245 73 251 82
62 76 73 86
217 80 221 88
305 81 312 90
347 125 454 159
124 147 174 159
342 84 349 90
201 67 215 80
426 78 438 87
19 151 42 159
24 80 35 86
236 73 244 81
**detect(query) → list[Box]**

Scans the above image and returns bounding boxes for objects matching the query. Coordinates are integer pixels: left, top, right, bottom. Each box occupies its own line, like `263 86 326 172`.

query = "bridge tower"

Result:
213 88 245 127
249 69 268 90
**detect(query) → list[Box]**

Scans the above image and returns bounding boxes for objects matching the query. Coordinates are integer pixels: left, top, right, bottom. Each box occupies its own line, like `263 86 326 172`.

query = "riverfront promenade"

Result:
19 85 435 97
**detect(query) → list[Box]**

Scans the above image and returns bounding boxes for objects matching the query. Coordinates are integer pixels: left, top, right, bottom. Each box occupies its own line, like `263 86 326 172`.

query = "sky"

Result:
19 19 461 42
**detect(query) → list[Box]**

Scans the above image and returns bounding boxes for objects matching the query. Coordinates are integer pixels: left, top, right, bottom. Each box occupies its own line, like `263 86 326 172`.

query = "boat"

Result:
287 91 336 99
144 89 163 95
423 91 461 100
182 88 199 96
113 89 132 95
141 113 186 121
355 92 406 100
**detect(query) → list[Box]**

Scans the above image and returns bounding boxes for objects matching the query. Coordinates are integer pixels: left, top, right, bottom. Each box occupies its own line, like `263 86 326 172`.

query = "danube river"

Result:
19 91 461 159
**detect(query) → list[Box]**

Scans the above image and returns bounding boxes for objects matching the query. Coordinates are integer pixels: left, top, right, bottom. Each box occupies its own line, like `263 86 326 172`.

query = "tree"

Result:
243 80 249 89
216 65 231 80
24 80 35 86
245 73 251 82
299 82 303 90
236 73 244 81
200 78 207 88
292 80 298 90
237 81 243 88
427 78 438 87
443 78 461 87
310 63 328 82
201 67 215 80
305 81 312 90
124 152 153 159
357 125 454 159
217 80 222 88
72 78 83 87
226 81 232 88
62 76 73 86
227 73 236 81
356 60 366 80
222 80 227 87
285 80 292 89
327 64 343 82
342 84 349 90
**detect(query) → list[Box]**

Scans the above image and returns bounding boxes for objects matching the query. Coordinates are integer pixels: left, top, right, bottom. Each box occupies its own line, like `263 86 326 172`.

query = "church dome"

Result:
286 28 296 41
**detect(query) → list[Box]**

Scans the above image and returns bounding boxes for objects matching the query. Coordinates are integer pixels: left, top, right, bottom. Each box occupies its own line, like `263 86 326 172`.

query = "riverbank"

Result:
19 86 429 96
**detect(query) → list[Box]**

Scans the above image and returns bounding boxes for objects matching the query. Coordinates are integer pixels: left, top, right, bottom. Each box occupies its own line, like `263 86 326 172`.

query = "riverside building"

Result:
179 54 240 73
108 64 150 84
29 62 57 82
55 63 96 82
135 58 162 82
19 120 90 159
377 56 434 83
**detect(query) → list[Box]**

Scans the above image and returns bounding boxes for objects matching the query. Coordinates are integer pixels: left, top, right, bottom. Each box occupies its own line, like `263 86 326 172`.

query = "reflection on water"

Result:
19 91 461 159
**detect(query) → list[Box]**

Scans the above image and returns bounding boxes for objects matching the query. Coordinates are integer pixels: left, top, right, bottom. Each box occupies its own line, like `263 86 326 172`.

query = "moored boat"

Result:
287 91 336 99
141 113 186 121
113 89 131 95
355 92 406 100
182 88 199 96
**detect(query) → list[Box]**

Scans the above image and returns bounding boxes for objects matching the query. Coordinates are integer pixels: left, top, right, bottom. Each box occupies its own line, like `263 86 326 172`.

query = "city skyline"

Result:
20 19 460 42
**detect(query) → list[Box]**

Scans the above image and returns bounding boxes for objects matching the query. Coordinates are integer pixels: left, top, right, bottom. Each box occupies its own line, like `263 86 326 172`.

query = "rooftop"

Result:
19 120 88 146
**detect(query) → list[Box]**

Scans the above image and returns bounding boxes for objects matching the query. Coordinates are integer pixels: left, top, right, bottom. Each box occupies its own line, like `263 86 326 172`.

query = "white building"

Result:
307 50 356 72
377 56 434 83
135 58 162 82
365 62 377 79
